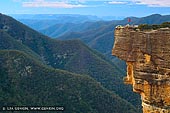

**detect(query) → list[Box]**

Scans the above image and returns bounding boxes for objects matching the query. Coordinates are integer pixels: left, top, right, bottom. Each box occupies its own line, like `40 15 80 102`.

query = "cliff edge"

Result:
112 25 170 113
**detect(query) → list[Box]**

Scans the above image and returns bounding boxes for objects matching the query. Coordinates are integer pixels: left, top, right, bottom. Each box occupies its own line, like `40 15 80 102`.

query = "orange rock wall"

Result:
112 27 170 113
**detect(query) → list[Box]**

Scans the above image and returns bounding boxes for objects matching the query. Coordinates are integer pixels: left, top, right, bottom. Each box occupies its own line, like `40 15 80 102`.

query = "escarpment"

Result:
112 25 170 113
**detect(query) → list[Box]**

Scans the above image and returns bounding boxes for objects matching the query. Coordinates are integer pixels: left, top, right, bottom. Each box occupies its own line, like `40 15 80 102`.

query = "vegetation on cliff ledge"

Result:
138 22 170 30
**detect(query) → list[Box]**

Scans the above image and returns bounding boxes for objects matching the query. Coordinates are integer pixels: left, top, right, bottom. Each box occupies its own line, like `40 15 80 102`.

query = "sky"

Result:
1 0 170 17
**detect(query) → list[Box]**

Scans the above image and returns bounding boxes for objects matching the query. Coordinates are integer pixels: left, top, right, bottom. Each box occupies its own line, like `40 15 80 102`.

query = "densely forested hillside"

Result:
0 50 137 113
0 30 42 62
57 23 117 55
0 13 141 112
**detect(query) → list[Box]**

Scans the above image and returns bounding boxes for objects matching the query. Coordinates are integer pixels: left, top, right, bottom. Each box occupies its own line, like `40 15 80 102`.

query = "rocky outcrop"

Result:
112 26 170 113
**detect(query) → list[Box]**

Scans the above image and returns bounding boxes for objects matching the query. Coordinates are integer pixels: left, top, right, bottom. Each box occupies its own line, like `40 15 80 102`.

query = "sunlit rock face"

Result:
112 26 170 113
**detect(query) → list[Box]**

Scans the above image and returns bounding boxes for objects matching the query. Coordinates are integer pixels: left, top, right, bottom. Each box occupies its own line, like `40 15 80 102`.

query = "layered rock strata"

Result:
112 26 170 113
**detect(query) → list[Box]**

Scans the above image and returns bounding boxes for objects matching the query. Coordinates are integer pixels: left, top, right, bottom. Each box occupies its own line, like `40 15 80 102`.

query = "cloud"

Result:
12 0 21 2
22 0 87 8
107 0 170 7
132 0 170 7
18 0 170 8
108 1 128 4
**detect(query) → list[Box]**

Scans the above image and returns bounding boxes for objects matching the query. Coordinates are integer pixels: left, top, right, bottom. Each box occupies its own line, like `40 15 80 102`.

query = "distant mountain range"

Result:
10 14 101 30
10 14 100 20
0 13 141 113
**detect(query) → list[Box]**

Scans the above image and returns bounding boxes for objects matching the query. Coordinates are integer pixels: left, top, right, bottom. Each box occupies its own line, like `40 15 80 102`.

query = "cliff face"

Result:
112 26 170 113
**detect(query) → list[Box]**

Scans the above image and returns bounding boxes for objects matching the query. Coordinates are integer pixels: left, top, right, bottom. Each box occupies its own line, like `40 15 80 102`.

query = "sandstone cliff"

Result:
112 26 170 113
